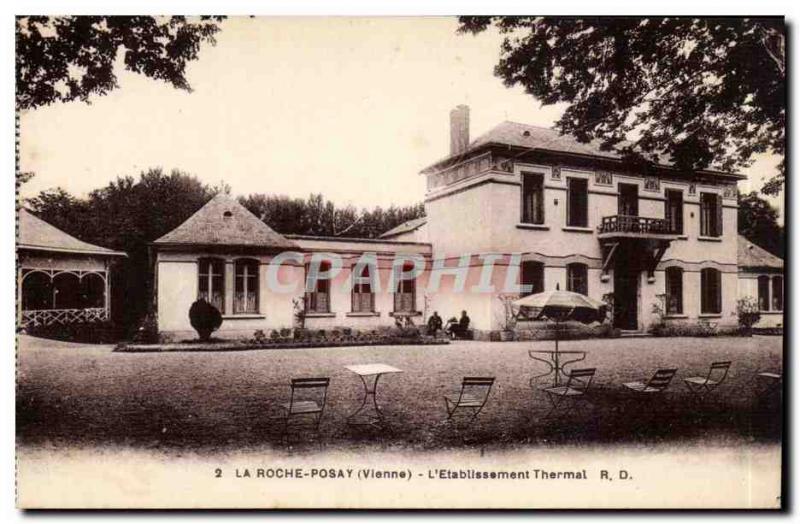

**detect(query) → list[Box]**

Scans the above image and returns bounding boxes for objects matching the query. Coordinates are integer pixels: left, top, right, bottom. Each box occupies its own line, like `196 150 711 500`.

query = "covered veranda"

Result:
18 208 126 329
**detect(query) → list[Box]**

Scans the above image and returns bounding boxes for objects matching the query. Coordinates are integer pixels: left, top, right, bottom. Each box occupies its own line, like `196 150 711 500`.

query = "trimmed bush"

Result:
188 299 223 341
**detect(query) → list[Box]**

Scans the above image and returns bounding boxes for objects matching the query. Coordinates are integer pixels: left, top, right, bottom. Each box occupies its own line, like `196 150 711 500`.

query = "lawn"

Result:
17 334 783 454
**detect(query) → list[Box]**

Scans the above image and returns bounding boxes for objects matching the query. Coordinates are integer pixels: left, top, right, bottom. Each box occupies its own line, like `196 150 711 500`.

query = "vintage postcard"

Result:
15 15 784 509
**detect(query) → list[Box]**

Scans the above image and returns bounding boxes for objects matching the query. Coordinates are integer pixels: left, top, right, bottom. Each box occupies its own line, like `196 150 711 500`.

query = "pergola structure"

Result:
17 208 126 329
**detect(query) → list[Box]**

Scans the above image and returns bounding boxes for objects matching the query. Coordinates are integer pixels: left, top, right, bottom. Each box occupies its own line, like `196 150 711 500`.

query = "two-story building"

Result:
152 105 751 340
417 105 744 334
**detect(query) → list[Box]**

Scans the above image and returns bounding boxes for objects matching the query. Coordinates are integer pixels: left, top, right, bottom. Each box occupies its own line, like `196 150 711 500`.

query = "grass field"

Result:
17 334 783 453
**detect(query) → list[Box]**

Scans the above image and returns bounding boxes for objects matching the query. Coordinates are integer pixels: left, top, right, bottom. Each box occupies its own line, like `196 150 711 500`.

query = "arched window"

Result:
665 267 683 315
757 275 770 311
394 262 417 313
352 264 375 313
80 273 106 308
53 273 81 309
305 260 331 314
198 258 225 313
521 261 544 297
772 275 783 311
566 263 588 295
22 272 53 310
234 259 259 314
700 268 722 314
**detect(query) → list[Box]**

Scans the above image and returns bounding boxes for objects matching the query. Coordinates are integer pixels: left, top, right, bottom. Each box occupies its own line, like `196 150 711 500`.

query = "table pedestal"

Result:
347 373 385 426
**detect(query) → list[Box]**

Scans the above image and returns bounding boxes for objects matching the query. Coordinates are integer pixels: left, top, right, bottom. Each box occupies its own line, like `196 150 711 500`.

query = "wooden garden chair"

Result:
683 361 731 400
444 377 495 423
280 377 330 442
542 367 596 419
623 368 678 396
755 371 782 400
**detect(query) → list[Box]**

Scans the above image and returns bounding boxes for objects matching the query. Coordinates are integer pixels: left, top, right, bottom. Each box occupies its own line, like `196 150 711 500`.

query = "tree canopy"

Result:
25 169 425 333
459 17 785 194
16 16 224 110
738 191 784 258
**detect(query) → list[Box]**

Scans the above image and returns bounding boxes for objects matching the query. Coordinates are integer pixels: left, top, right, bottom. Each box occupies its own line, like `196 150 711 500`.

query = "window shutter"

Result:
716 194 723 236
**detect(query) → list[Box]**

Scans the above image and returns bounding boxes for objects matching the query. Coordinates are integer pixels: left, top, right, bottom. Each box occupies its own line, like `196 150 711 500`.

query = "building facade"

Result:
737 235 784 328
153 106 761 339
152 195 432 340
418 106 744 334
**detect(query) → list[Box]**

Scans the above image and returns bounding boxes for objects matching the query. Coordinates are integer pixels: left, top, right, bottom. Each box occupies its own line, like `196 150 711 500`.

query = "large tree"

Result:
459 17 785 194
26 169 219 333
738 191 784 258
16 16 224 110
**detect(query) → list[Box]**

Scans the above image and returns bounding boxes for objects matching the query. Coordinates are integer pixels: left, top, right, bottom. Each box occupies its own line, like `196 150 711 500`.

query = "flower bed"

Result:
115 333 448 353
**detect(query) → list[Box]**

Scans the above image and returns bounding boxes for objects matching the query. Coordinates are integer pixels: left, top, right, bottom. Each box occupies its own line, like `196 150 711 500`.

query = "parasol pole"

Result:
554 318 560 386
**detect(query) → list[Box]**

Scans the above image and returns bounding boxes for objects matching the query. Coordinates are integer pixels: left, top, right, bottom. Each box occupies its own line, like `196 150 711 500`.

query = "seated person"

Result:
427 311 443 337
445 311 472 339
444 317 459 338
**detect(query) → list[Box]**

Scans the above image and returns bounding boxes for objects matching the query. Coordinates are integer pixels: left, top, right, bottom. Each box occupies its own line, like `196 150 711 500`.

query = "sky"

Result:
19 16 783 214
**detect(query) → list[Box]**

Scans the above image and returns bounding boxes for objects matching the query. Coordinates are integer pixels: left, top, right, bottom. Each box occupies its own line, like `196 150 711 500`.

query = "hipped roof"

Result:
738 235 783 271
18 208 126 256
422 121 746 180
153 194 298 249
379 217 427 239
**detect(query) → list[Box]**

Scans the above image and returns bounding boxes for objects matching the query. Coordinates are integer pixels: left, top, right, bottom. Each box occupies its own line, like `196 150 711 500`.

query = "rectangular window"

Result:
665 189 684 234
618 183 639 217
758 275 770 311
665 267 683 315
567 178 589 227
351 265 375 313
700 193 722 237
567 263 588 295
520 261 544 297
305 261 331 313
701 268 722 314
394 263 416 313
234 259 259 314
198 258 225 313
772 276 783 311
521 172 545 224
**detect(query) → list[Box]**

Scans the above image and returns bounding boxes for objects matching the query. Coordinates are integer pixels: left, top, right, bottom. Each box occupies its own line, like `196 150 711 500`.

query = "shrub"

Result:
252 329 268 344
279 327 292 338
188 299 223 341
133 313 160 344
736 297 762 335
649 321 738 337
269 329 281 341
27 320 121 344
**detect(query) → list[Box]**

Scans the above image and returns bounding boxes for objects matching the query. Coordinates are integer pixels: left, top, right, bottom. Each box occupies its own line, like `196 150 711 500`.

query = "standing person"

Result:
427 311 443 337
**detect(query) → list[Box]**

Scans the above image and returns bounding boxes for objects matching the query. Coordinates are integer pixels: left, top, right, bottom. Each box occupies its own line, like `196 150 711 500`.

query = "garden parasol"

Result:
513 285 608 386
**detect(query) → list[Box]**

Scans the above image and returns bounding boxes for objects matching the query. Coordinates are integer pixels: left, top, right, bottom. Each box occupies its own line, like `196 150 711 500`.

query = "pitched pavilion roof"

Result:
421 121 745 180
738 235 783 271
379 217 427 239
153 194 298 249
18 208 126 256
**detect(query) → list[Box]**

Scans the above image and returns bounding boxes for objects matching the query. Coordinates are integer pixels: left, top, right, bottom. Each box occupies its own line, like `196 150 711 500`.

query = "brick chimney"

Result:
449 105 470 156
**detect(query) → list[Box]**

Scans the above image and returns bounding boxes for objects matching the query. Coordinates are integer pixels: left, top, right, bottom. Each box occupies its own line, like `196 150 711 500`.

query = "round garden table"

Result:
528 349 586 389
344 363 403 426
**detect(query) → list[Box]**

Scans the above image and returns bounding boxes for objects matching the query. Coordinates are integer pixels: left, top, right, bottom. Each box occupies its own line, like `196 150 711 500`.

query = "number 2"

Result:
214 468 222 478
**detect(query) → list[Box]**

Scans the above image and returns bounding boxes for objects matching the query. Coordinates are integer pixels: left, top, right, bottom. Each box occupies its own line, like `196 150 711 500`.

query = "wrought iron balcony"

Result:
597 215 678 238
